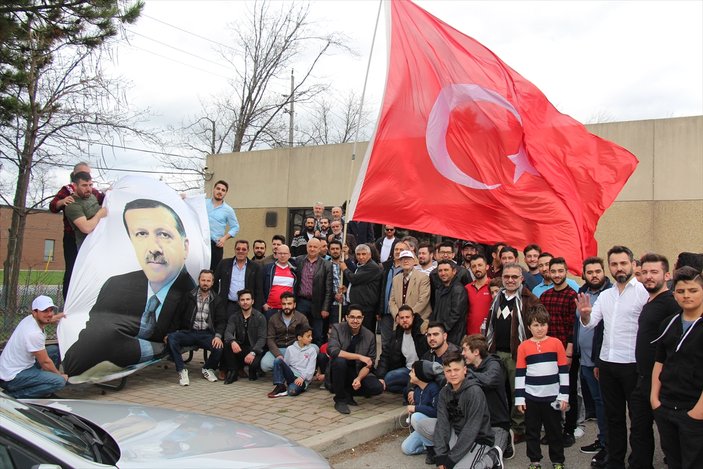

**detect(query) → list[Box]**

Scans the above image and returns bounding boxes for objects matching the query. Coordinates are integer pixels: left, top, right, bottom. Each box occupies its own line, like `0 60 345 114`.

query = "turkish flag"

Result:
348 0 638 273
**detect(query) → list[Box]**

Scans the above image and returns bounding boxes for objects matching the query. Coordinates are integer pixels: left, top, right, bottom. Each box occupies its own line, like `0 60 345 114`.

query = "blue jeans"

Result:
581 364 607 446
261 347 287 372
167 330 222 372
402 412 433 455
0 345 65 398
383 367 411 394
272 357 306 396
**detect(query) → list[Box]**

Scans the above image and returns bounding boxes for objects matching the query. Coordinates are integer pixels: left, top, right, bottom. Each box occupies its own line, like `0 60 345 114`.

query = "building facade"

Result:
206 116 703 265
0 207 65 272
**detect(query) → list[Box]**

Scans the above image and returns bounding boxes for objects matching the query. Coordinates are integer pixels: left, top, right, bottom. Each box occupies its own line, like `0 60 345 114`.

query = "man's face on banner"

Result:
124 206 189 291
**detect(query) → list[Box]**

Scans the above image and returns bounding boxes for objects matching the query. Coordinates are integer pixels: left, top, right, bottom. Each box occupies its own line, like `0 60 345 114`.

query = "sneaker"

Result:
580 440 601 454
178 369 189 386
504 429 515 459
552 464 565 469
527 463 541 469
267 383 287 398
202 368 218 382
488 445 504 469
591 448 608 467
562 432 575 448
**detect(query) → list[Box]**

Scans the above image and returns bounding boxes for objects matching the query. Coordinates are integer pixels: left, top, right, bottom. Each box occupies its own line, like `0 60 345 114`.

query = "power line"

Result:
46 162 202 176
126 29 232 71
142 13 237 52
124 43 232 80
69 136 203 160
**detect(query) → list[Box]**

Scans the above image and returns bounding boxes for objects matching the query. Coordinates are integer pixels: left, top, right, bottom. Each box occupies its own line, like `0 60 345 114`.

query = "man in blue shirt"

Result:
206 180 240 270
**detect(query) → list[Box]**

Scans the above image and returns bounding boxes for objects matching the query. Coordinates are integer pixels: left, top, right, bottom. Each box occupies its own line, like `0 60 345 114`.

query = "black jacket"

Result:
468 354 510 430
434 378 494 468
293 255 333 319
431 276 468 346
429 262 471 308
176 289 228 338
324 322 377 389
374 236 399 261
376 313 429 378
654 313 703 410
223 308 267 355
343 260 382 313
214 257 264 310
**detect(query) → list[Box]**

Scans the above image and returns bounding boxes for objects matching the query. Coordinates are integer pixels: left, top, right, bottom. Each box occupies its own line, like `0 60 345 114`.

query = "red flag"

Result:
348 0 638 273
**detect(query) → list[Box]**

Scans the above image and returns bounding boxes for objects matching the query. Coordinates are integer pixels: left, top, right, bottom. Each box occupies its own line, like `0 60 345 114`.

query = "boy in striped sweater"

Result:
515 305 569 469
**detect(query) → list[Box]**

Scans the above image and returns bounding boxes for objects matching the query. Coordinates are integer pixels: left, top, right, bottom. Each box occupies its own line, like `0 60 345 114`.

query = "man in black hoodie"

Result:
416 351 504 469
462 334 511 459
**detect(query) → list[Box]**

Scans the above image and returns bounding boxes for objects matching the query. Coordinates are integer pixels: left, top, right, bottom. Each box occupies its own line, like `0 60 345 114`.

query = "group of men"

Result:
4 174 703 469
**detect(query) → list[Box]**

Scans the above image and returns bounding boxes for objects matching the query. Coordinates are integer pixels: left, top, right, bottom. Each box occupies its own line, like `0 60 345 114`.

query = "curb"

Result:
299 407 406 458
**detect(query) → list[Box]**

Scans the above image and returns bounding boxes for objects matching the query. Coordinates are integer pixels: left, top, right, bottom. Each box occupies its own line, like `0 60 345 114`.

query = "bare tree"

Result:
0 1 147 312
298 89 373 145
164 0 350 170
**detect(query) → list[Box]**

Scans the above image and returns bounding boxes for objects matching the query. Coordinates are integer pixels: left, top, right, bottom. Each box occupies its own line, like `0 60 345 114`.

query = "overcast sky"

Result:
52 0 703 189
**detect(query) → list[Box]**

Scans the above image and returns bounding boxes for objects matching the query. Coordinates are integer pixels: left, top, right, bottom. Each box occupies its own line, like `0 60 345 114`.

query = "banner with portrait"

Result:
57 176 210 384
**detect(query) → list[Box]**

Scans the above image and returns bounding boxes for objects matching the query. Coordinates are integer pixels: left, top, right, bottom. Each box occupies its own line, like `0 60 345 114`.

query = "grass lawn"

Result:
0 270 64 286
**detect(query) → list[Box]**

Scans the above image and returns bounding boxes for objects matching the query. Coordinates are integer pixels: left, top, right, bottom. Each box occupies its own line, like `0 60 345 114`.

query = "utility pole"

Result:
288 69 294 147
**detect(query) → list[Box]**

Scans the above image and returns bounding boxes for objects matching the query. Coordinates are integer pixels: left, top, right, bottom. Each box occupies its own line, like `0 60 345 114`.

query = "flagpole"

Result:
340 0 384 324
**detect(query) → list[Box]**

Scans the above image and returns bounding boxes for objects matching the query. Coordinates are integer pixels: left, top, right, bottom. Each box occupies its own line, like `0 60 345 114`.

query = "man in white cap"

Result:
0 296 67 398
389 250 432 330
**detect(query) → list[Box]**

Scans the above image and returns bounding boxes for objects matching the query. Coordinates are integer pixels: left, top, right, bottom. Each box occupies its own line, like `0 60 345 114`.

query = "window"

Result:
43 239 55 262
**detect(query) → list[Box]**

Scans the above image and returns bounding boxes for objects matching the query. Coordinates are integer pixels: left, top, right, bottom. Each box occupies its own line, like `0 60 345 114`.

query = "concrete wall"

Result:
208 116 703 261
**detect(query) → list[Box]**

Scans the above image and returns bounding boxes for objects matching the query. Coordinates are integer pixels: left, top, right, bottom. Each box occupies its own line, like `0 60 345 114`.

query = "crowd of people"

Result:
1 170 702 469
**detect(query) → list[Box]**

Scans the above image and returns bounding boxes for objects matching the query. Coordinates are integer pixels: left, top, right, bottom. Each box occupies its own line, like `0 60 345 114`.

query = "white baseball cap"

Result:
32 295 57 312
399 250 415 259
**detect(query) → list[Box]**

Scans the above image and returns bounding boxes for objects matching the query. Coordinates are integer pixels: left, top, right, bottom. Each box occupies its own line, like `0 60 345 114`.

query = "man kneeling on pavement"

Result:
0 296 67 398
415 351 504 468
376 304 428 396
326 304 383 414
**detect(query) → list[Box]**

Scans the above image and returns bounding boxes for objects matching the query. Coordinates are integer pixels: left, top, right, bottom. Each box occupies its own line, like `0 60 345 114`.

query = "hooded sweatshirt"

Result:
283 341 317 384
434 378 494 469
468 353 510 430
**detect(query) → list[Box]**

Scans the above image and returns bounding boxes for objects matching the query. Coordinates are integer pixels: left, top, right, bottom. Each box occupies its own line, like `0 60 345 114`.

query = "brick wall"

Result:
0 206 65 271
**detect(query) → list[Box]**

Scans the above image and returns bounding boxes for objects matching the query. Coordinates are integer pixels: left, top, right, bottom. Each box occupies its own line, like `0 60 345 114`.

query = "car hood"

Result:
28 399 329 468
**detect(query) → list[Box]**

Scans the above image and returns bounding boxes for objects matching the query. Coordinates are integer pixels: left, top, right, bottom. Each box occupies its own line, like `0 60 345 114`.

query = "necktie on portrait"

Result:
138 295 161 339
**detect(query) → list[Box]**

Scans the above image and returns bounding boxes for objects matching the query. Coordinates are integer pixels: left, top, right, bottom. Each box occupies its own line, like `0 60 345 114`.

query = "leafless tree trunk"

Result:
164 0 351 170
0 5 149 312
298 89 373 145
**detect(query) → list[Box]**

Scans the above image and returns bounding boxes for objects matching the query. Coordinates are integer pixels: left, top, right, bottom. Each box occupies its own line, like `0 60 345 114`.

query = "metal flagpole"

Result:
339 0 384 324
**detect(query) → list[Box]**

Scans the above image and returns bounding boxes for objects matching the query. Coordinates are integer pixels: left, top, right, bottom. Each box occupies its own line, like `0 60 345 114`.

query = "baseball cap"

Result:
399 250 415 259
32 295 57 312
462 241 478 249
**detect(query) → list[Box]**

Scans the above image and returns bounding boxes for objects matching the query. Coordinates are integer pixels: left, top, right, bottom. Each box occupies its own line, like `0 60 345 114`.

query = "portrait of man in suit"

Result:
63 198 195 378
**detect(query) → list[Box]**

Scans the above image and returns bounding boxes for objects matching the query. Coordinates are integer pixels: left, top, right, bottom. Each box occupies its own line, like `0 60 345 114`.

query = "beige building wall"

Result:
208 116 703 262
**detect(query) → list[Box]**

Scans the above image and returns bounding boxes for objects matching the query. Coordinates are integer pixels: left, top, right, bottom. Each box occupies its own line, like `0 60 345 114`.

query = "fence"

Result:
0 283 63 345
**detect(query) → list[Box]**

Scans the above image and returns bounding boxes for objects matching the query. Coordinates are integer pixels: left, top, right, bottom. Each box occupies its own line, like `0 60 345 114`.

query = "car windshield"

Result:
0 398 96 461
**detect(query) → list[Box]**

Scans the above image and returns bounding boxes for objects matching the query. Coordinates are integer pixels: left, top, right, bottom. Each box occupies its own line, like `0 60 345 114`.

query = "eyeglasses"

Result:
502 275 521 280
385 228 395 232
347 315 363 321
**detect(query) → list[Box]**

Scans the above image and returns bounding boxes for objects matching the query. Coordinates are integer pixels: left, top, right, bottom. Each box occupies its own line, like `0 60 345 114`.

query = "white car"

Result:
0 394 330 468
